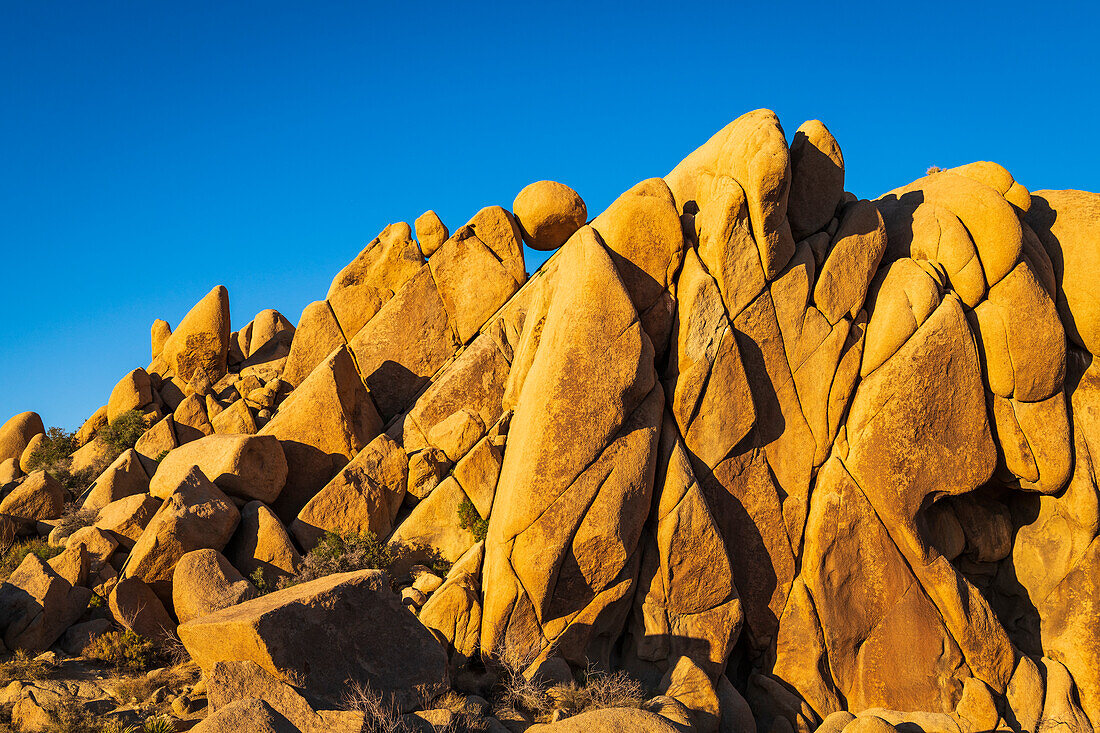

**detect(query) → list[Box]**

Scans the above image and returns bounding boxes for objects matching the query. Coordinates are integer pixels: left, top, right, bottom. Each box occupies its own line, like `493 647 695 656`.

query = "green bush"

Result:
281 530 394 589
98 410 147 453
457 497 489 543
83 630 157 673
0 538 64 581
24 427 76 473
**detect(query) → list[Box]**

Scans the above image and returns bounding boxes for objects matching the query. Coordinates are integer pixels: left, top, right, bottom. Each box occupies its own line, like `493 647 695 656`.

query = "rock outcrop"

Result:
4 109 1100 733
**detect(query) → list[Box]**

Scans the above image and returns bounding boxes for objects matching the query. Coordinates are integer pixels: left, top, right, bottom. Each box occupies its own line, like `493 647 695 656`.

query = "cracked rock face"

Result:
7 108 1100 733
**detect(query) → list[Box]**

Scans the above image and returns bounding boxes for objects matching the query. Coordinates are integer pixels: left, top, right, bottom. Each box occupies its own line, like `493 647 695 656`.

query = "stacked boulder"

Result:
2 108 1100 733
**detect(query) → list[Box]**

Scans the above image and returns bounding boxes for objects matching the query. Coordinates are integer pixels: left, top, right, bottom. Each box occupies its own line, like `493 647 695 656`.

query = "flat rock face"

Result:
12 109 1100 733
178 570 448 709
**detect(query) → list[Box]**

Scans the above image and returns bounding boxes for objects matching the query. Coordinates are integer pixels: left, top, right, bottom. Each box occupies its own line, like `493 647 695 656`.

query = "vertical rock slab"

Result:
632 414 743 678
151 285 231 384
591 178 684 351
481 227 662 669
788 120 845 241
281 300 346 389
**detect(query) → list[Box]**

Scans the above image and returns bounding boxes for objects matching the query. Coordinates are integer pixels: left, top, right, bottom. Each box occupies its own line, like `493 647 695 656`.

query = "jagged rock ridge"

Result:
1 109 1099 733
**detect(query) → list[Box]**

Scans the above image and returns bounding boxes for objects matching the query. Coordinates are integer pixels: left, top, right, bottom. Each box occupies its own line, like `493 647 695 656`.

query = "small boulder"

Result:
0 470 65 523
150 434 287 504
74 406 108 448
152 284 231 385
94 493 162 548
108 576 176 640
0 553 91 652
191 697 298 733
18 433 46 473
107 368 154 424
134 414 179 475
151 319 172 360
0 412 44 466
512 181 588 251
290 433 407 550
81 449 149 512
224 501 302 588
415 210 450 257
173 549 257 624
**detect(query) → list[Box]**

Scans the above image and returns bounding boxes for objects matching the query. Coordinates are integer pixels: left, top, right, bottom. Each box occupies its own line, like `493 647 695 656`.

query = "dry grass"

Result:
342 681 408 733
0 649 56 685
489 646 645 724
105 664 199 706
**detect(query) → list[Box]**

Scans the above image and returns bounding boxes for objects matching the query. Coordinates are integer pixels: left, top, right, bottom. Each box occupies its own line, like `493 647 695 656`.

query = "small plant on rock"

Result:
457 497 489 543
0 538 64 581
83 630 157 673
343 680 407 733
24 427 76 473
98 410 147 453
281 530 394 588
42 697 98 733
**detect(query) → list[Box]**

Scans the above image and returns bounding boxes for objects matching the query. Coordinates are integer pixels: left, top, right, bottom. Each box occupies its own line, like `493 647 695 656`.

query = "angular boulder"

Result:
150 433 287 504
178 569 448 709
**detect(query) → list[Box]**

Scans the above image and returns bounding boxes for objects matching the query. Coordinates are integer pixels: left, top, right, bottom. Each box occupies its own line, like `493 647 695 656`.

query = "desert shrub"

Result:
140 718 176 733
0 538 64 581
153 450 170 464
280 530 394 589
926 165 943 175
0 649 55 685
47 466 98 497
490 648 644 724
54 504 98 537
98 410 146 453
457 498 489 543
83 630 157 673
24 427 76 472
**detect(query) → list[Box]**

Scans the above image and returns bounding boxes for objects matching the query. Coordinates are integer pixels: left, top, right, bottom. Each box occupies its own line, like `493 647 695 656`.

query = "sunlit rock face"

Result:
5 109 1100 733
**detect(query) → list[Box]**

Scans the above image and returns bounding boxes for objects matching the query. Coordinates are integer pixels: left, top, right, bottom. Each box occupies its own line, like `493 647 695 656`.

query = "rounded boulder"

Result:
512 180 587 251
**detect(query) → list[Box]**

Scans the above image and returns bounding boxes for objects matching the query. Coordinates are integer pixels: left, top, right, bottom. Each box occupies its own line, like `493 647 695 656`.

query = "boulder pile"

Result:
2 108 1099 733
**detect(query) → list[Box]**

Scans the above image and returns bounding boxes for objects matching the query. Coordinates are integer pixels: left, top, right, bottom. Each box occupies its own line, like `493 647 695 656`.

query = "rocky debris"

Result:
7 109 1100 733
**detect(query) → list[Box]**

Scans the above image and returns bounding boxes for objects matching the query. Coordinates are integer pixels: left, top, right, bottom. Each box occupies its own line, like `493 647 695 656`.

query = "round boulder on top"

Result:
512 180 587 251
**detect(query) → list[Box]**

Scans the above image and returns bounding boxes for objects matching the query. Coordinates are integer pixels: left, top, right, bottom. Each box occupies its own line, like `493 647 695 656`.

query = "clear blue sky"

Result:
2 1 1097 431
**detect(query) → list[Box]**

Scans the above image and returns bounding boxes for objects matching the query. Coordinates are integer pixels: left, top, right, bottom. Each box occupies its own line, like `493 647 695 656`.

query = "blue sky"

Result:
1 1 1097 431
